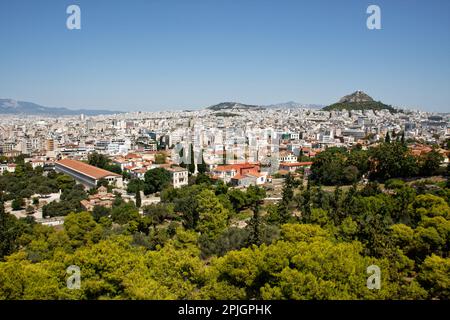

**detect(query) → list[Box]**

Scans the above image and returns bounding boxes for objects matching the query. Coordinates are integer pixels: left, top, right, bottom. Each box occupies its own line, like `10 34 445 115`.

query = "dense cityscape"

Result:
0 90 449 300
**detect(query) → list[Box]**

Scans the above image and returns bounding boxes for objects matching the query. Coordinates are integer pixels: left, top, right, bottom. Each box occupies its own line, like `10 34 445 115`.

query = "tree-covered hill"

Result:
322 91 397 112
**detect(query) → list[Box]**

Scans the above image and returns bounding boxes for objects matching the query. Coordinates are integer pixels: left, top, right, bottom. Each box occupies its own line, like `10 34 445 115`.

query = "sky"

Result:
0 0 449 112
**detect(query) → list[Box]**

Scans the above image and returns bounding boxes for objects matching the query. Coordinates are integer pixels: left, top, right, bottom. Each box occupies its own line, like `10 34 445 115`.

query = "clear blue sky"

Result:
0 0 449 112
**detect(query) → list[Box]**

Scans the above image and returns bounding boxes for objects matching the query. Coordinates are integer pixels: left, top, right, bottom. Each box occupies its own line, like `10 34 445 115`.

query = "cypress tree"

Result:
248 202 262 246
278 174 295 223
135 186 142 208
197 149 207 174
188 144 195 174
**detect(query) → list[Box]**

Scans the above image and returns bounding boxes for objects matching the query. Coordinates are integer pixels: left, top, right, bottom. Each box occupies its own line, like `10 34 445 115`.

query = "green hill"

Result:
323 100 396 112
322 91 396 112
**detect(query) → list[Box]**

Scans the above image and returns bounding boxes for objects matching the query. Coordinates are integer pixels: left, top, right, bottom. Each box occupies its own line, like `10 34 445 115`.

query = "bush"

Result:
11 198 24 211
385 179 406 190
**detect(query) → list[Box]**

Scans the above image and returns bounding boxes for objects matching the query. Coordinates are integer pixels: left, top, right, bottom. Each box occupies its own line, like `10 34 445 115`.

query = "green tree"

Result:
193 173 212 185
56 174 76 191
0 255 62 299
196 190 229 239
247 202 262 246
142 203 175 226
92 205 112 222
197 150 207 174
111 202 140 225
135 185 142 208
127 178 144 194
278 174 296 223
64 212 103 248
11 198 24 211
143 168 171 195
161 185 204 230
369 142 419 181
96 178 109 188
419 148 444 176
1 202 27 258
418 254 450 299
227 189 247 212
88 152 109 169
188 144 195 174
245 185 266 208
32 197 39 206
310 147 367 185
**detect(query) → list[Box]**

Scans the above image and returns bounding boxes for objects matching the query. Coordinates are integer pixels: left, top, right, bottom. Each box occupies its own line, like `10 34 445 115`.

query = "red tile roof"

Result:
56 159 120 180
214 163 259 172
279 162 313 167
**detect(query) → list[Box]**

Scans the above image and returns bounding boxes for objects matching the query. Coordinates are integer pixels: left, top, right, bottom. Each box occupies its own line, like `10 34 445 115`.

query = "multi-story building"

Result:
167 166 188 188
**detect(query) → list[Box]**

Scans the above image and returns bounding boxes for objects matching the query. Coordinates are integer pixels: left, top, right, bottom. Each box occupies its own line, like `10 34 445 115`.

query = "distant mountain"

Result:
207 101 323 111
207 102 264 111
265 101 324 109
322 91 396 112
0 99 122 116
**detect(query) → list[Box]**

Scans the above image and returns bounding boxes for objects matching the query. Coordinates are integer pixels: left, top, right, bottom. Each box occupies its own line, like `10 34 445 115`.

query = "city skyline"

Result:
1 0 450 112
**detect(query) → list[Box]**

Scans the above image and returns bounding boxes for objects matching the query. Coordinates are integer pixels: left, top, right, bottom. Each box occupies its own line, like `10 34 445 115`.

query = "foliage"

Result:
154 153 167 165
310 147 368 185
127 178 144 194
11 198 25 211
143 168 171 195
111 202 140 225
0 163 449 300
88 152 122 174
196 190 229 239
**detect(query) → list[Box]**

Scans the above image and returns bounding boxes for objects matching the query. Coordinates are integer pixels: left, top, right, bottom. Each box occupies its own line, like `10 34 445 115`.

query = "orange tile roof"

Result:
214 163 259 172
280 162 313 167
56 159 120 179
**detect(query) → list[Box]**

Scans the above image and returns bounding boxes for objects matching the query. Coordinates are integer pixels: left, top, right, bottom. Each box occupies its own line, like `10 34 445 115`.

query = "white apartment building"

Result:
167 166 188 188
279 152 298 163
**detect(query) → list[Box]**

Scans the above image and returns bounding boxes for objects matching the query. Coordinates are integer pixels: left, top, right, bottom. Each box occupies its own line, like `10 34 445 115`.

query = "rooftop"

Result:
56 158 121 180
279 162 313 167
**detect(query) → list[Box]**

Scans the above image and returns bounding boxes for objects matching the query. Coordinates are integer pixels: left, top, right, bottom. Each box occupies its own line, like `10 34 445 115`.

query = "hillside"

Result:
322 91 396 112
207 101 324 111
207 102 264 111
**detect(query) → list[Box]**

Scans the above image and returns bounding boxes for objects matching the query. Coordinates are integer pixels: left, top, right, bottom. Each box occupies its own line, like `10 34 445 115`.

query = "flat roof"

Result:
56 158 121 180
